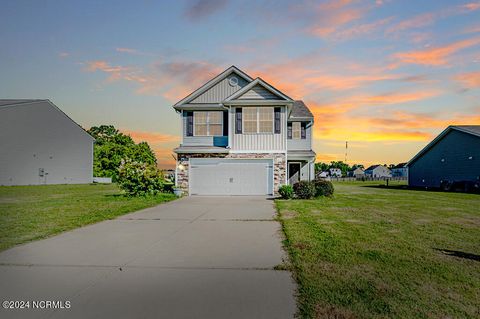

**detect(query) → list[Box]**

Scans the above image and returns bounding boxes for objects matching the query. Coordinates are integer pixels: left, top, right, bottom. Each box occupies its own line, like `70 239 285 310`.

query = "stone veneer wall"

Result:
176 153 286 195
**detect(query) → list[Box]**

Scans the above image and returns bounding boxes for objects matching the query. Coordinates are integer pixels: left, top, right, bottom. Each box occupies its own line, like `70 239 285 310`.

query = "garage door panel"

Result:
190 159 273 196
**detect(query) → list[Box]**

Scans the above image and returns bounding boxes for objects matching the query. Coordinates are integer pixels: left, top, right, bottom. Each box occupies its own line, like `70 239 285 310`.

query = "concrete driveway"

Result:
0 196 296 319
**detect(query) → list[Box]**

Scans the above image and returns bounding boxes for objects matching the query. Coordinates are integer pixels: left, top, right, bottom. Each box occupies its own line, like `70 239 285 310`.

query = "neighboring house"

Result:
391 163 408 177
317 171 329 178
364 165 392 178
349 167 365 178
163 169 175 181
329 168 342 177
173 66 315 195
0 99 94 185
407 125 480 188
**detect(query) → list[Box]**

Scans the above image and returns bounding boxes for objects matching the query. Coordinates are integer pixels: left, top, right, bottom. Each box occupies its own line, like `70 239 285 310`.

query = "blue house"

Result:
406 125 480 190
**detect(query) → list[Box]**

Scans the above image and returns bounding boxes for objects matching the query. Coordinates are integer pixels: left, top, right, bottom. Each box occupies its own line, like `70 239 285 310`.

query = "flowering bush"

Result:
117 158 167 196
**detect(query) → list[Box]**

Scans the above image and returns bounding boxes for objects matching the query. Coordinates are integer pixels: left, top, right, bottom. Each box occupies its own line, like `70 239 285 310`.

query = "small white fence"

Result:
326 176 407 182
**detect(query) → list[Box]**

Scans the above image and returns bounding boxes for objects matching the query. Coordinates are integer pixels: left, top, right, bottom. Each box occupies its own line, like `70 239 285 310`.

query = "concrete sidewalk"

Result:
0 196 296 319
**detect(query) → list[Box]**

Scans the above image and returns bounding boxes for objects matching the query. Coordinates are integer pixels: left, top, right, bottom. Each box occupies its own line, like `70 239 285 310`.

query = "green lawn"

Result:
0 184 176 252
276 181 480 319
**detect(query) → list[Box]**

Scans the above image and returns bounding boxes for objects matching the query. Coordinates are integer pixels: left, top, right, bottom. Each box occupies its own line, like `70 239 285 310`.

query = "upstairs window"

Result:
288 122 307 139
243 107 274 134
292 122 301 139
194 111 223 136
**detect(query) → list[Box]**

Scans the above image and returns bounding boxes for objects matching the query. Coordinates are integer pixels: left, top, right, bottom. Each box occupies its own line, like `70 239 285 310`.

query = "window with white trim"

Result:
194 111 223 136
242 107 274 134
292 122 301 139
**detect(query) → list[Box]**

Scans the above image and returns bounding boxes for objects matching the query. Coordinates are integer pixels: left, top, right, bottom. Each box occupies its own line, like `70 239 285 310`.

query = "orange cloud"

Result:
386 13 435 34
122 130 180 144
334 17 393 40
84 60 221 101
462 2 480 11
392 37 480 66
304 0 365 38
120 130 180 169
455 71 480 88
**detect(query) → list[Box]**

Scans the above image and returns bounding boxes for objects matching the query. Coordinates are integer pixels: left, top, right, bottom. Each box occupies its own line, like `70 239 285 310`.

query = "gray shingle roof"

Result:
290 100 314 119
407 125 480 166
0 99 46 108
452 125 480 136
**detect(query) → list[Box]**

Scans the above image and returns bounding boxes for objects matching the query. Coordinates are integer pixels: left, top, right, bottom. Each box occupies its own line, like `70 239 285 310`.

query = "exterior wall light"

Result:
178 164 185 171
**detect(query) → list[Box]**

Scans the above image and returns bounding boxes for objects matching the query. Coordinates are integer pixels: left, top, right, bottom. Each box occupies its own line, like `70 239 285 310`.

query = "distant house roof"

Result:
407 125 480 166
290 100 314 120
392 163 407 169
0 99 95 141
365 165 381 171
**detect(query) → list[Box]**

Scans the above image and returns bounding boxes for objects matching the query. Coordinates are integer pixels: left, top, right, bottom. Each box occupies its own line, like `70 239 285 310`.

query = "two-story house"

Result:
173 66 315 196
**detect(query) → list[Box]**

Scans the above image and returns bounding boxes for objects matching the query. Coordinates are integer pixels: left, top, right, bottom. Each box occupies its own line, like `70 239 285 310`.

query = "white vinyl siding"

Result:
292 122 301 139
242 107 273 134
230 106 287 151
194 111 222 136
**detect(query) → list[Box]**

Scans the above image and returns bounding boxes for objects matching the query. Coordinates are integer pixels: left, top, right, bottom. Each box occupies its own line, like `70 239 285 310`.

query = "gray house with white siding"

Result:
0 99 94 185
173 66 316 195
407 125 480 189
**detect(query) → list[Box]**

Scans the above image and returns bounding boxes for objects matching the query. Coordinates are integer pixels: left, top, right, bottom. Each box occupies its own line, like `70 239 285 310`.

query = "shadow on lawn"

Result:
435 248 480 262
360 184 480 195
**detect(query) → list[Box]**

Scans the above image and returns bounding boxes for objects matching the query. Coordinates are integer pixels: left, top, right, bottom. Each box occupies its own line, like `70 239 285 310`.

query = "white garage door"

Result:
190 158 273 195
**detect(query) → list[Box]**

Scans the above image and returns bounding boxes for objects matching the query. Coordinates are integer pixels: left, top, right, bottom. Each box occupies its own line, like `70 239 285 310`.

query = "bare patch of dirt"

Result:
281 210 298 219
315 304 358 319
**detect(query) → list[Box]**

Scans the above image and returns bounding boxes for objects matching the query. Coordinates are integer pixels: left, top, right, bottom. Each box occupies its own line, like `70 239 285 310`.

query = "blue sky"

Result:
1 0 479 167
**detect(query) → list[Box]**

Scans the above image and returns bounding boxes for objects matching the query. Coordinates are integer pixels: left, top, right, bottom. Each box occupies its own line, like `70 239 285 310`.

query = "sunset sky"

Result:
1 0 480 168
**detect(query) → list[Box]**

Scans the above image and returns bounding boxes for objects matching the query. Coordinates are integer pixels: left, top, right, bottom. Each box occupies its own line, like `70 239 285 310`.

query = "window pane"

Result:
209 124 222 136
243 108 257 120
258 107 273 120
208 111 222 124
194 112 207 124
292 122 301 139
244 120 257 133
259 120 273 133
243 108 257 133
194 124 208 136
258 107 273 133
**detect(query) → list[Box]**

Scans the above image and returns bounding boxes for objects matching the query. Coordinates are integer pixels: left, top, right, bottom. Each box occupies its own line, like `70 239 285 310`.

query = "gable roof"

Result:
0 99 45 107
223 77 293 103
0 99 95 141
392 163 407 169
173 66 253 108
406 125 480 166
365 164 388 171
290 100 314 120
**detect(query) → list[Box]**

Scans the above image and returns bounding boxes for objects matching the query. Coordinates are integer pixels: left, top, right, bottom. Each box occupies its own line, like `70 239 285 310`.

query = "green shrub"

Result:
278 185 294 199
117 158 168 196
313 179 335 197
293 181 316 199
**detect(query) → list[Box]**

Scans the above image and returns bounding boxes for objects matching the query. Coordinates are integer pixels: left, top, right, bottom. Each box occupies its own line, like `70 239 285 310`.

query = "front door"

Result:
288 163 301 185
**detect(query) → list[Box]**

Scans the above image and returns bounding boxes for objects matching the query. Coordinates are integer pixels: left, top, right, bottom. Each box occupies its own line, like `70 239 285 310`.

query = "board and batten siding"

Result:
408 129 480 188
229 106 287 151
0 101 93 185
181 111 228 146
237 84 283 100
190 74 249 103
287 123 312 150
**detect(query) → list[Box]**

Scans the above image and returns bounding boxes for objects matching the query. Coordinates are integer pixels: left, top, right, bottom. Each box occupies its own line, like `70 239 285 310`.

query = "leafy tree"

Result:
315 162 329 174
351 164 364 170
87 125 157 181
